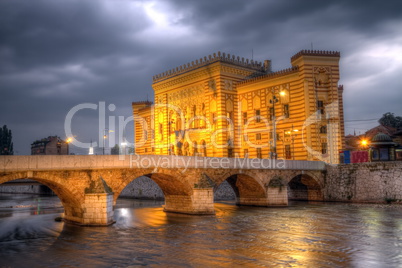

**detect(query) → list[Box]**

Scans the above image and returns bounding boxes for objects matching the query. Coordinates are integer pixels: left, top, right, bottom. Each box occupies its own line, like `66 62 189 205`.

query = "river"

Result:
1 193 402 267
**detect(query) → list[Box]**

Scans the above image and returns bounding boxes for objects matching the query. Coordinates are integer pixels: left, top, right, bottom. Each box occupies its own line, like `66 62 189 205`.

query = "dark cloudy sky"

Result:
1 0 401 155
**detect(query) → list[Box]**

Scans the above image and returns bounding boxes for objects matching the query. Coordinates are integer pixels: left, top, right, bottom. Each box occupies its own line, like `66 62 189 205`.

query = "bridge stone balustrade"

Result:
0 155 326 226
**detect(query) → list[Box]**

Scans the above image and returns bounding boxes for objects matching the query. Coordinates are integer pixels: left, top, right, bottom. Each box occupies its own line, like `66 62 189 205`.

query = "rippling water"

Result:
1 193 402 267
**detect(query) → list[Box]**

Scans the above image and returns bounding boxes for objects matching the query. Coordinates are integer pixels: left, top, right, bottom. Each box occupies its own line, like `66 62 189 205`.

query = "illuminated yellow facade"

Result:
133 50 345 164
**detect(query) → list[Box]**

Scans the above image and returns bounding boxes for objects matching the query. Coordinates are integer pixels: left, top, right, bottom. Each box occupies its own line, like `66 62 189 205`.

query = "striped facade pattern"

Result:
133 50 344 164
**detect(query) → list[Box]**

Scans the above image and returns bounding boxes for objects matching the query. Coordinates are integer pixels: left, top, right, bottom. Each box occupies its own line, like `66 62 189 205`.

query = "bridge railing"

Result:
0 155 326 171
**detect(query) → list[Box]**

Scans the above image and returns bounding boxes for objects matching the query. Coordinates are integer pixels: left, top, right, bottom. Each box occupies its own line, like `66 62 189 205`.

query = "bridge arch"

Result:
287 173 323 201
213 172 268 206
0 173 85 223
103 169 194 202
100 169 202 214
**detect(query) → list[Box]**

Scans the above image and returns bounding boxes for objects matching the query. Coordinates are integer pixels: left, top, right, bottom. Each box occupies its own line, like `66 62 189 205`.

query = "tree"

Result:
0 125 14 155
111 144 120 155
379 112 402 129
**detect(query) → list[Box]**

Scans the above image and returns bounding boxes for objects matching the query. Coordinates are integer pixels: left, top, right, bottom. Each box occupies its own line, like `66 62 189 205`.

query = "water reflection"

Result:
1 195 402 267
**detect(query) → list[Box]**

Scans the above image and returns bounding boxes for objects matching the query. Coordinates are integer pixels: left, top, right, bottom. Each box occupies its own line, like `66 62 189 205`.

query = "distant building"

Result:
344 125 402 162
31 136 69 155
369 132 397 161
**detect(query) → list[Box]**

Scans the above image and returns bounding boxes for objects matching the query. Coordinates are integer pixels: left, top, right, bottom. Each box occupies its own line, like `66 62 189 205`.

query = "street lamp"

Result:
66 137 72 155
361 139 368 147
103 129 114 155
121 142 127 155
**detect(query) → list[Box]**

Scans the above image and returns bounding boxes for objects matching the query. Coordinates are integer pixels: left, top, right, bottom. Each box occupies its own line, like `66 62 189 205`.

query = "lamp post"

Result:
121 142 127 155
66 137 72 155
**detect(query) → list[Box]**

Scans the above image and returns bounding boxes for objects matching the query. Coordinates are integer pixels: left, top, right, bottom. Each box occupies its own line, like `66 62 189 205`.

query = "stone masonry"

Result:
325 162 402 202
0 155 324 225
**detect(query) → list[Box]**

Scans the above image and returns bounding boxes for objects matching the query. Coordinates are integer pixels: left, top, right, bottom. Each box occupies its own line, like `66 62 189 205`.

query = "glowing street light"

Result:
103 129 114 155
65 137 73 155
361 139 368 146
121 142 128 155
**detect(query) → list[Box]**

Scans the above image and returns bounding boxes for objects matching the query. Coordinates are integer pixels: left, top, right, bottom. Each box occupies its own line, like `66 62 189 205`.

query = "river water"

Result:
1 193 402 267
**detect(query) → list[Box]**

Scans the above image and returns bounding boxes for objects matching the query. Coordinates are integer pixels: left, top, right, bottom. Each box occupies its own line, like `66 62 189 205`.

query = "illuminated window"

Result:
317 101 324 115
283 104 289 118
243 112 248 124
244 149 248 158
285 145 291 159
228 148 234 158
227 112 233 125
257 148 262 158
255 109 261 123
211 113 216 125
256 133 261 140
322 142 327 154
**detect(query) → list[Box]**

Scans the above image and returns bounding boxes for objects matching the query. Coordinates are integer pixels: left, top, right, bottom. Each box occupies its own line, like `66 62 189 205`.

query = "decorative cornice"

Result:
152 51 265 83
237 66 299 87
291 50 340 62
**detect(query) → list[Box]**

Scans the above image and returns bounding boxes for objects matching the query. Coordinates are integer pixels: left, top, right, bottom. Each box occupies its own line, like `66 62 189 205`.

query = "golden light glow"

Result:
66 138 72 143
133 50 343 163
361 139 368 146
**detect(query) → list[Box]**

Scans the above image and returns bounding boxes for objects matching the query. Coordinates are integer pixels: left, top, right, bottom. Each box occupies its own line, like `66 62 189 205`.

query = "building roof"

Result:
365 125 397 139
290 50 340 62
152 51 266 83
372 132 393 142
371 132 396 146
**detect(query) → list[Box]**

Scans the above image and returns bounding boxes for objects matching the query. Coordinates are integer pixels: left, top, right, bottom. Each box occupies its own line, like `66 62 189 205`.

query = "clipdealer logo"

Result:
63 100 340 164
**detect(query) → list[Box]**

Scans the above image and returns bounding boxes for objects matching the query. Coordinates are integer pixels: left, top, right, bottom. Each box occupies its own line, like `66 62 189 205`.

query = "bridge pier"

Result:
63 193 115 226
63 176 115 226
164 189 215 215
235 187 288 207
267 186 288 206
81 193 114 226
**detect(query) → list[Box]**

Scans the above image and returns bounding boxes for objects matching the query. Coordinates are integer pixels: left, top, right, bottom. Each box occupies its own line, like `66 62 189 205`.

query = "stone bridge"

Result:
0 155 326 226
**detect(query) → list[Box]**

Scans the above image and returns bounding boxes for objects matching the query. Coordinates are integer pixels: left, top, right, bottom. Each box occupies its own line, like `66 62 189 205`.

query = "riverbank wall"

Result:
324 162 402 203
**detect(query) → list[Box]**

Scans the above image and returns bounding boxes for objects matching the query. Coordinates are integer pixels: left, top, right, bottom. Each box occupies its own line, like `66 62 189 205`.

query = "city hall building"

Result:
133 50 345 164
